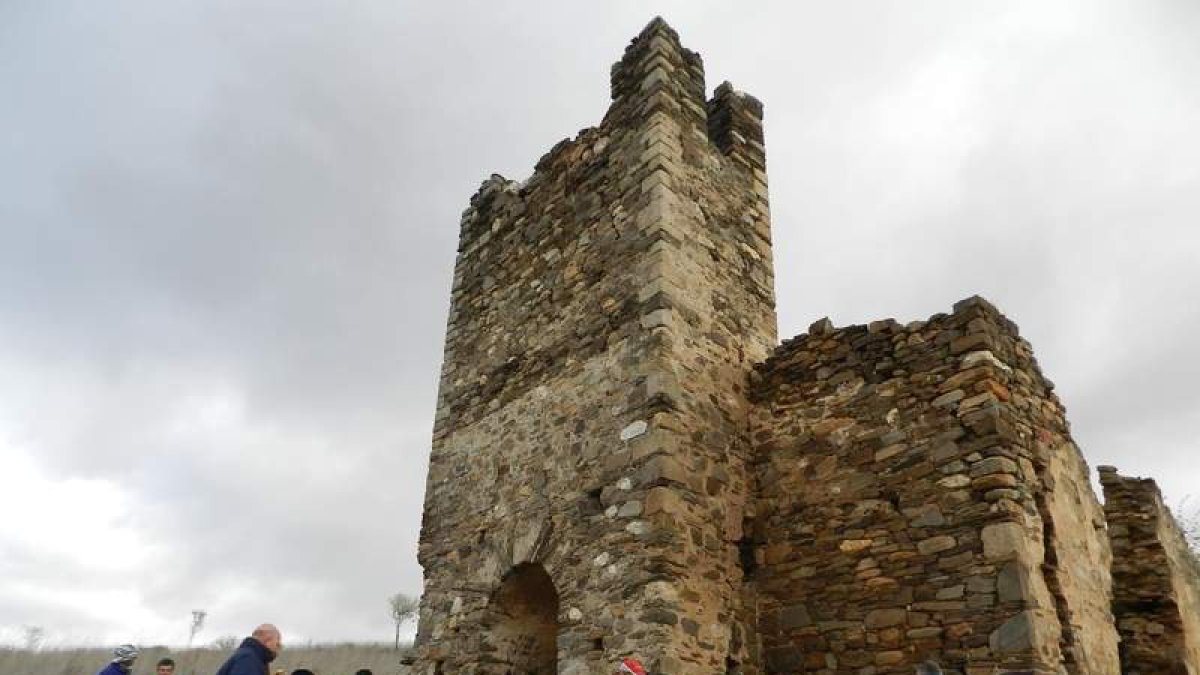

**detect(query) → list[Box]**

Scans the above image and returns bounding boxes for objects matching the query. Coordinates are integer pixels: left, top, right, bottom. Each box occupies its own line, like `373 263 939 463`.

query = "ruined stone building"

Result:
411 18 1200 675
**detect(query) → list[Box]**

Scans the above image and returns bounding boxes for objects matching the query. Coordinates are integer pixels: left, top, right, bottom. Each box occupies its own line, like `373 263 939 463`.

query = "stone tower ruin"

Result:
411 18 1200 675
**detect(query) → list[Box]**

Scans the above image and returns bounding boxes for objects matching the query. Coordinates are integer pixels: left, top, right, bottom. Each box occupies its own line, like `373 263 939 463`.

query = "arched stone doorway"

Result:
485 563 559 675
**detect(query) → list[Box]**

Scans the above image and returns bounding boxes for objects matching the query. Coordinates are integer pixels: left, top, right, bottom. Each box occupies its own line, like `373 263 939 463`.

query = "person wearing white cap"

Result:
94 644 139 675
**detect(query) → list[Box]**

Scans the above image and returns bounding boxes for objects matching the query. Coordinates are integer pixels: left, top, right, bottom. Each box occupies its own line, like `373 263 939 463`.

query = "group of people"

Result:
93 624 372 675
93 624 647 675
93 625 938 674
96 646 175 675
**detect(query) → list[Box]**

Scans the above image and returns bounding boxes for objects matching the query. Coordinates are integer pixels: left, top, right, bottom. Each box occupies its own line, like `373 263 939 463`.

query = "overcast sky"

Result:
1 0 1197 648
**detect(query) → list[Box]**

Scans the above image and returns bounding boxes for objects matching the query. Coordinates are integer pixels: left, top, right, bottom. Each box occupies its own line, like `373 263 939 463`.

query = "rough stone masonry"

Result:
409 17 1200 675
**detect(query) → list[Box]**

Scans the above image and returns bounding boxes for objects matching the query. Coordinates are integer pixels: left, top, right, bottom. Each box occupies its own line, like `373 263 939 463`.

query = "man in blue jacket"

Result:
215 624 282 675
95 644 139 675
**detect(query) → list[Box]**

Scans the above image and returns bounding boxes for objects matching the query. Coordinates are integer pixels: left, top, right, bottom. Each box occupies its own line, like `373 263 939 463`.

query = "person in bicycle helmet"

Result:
95 644 139 675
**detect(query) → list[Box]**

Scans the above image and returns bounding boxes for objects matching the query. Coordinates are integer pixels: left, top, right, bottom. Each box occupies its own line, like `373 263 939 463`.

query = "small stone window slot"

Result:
581 487 604 516
882 489 901 512
736 536 758 578
592 637 604 651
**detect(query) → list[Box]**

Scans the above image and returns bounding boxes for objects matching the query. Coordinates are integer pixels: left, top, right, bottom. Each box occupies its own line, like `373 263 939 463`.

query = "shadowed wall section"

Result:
1101 468 1200 675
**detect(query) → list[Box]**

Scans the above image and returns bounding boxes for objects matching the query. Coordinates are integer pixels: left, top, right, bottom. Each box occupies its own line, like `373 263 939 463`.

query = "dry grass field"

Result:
0 643 407 675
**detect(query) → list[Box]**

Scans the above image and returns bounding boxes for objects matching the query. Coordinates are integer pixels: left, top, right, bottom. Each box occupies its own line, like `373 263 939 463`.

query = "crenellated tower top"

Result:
603 18 765 174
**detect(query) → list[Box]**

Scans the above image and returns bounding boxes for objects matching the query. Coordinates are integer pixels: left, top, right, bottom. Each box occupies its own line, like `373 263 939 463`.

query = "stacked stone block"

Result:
1101 468 1200 674
749 298 1117 674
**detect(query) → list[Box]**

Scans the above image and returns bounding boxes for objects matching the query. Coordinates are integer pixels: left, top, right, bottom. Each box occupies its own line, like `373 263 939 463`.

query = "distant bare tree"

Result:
188 610 207 646
388 592 419 650
212 635 239 650
22 625 45 651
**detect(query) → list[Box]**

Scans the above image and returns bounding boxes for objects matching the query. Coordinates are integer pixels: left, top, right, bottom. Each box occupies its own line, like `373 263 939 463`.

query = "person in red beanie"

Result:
616 658 647 675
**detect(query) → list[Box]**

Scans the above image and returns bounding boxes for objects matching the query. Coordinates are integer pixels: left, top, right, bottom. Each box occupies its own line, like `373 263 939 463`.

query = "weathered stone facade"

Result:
1100 468 1200 674
411 17 1199 675
750 299 1118 675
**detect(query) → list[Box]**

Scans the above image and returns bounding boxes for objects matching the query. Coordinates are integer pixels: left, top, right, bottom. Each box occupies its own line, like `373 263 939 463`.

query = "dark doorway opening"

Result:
486 563 559 675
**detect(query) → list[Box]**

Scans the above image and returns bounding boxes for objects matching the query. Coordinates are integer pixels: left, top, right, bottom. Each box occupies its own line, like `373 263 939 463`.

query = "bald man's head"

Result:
252 624 282 656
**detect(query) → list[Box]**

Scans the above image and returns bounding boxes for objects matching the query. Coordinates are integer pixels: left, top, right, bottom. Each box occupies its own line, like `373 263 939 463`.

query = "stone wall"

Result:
749 297 1118 674
414 18 776 675
1101 467 1200 674
410 16 1155 675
